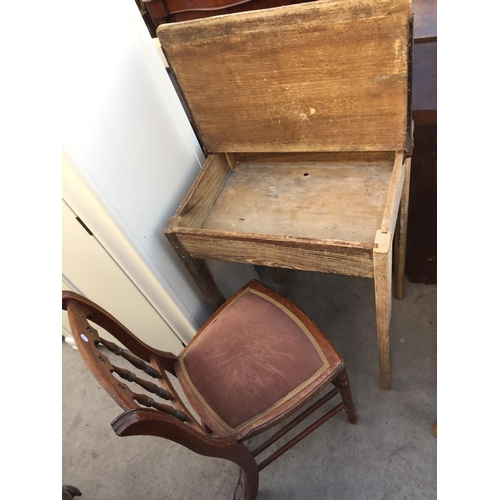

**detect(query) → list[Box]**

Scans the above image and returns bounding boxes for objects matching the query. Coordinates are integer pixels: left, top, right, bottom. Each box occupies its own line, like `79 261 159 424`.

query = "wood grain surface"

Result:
157 0 411 153
380 152 405 234
373 230 393 390
201 155 394 242
173 227 375 276
176 153 231 228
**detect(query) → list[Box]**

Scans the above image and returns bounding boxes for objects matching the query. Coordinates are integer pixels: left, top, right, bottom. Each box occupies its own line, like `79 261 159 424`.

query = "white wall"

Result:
61 0 258 343
62 200 183 352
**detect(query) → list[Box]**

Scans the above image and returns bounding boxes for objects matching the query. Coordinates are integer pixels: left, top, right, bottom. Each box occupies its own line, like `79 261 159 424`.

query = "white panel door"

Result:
62 199 184 354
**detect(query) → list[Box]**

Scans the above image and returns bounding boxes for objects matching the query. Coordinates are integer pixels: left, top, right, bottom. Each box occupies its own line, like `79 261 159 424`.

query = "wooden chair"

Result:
158 0 414 390
62 280 357 500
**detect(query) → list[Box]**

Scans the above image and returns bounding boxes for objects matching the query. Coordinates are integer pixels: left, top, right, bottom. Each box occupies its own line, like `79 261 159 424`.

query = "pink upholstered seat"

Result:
176 280 343 439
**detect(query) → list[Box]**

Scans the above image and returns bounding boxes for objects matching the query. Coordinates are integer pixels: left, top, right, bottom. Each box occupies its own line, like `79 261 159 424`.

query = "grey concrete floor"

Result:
62 270 436 499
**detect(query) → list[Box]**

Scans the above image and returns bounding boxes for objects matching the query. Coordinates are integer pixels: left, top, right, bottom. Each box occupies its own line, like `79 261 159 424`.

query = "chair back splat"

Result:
63 293 203 426
63 280 357 500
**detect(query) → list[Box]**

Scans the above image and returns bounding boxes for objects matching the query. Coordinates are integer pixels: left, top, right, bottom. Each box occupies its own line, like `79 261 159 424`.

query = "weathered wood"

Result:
225 152 237 168
201 155 394 242
394 158 411 299
234 151 396 165
176 153 232 228
159 0 413 391
373 230 393 390
173 227 375 277
381 152 405 234
165 220 226 309
157 0 411 153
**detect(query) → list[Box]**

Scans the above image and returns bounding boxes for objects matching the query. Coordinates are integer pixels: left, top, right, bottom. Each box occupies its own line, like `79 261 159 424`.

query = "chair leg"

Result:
394 158 412 300
374 231 393 390
242 465 259 500
334 368 358 424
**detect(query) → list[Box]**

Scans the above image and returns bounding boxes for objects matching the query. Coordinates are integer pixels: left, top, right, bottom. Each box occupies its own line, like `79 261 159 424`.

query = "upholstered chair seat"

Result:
176 281 343 439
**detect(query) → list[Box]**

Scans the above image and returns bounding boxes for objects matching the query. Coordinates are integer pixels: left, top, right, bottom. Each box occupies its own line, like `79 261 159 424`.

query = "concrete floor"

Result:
62 270 436 499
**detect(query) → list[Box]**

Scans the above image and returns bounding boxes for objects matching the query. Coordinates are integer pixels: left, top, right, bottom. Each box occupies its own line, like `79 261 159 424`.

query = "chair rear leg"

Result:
333 368 358 424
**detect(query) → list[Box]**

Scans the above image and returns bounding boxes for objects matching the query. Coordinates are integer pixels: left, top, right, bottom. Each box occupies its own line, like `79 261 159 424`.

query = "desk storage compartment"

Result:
167 150 404 278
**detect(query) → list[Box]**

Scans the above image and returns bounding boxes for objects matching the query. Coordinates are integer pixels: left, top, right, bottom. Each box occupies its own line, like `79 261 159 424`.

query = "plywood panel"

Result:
157 0 411 153
200 155 394 243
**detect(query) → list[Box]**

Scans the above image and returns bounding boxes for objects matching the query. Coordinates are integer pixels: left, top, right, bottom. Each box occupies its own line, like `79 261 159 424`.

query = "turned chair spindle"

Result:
99 337 162 379
111 365 173 400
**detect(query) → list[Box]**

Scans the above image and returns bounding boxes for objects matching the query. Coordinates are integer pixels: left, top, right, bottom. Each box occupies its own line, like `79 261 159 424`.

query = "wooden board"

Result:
157 0 411 153
200 153 394 243
173 227 375 277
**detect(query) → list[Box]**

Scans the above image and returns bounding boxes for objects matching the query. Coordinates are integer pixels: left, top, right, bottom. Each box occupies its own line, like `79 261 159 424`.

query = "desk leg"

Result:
269 268 283 284
394 158 412 300
374 231 393 390
165 231 226 310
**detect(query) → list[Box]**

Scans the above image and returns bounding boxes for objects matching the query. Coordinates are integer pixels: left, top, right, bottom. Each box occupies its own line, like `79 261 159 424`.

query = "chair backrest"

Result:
157 0 413 154
62 291 202 433
62 291 260 497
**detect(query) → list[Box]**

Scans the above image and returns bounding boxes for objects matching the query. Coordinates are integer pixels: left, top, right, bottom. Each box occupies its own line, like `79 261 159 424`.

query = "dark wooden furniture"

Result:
158 0 413 390
140 0 308 29
407 0 436 284
62 281 357 500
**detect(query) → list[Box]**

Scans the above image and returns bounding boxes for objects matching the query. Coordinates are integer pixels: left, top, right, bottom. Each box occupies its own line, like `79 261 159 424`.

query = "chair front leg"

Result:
333 367 358 424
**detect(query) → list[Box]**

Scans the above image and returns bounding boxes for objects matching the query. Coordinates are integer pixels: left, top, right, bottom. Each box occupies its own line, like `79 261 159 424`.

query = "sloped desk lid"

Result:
157 0 412 153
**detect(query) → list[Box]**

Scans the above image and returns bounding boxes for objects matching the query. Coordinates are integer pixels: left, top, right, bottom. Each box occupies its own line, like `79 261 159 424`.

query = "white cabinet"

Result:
62 200 183 353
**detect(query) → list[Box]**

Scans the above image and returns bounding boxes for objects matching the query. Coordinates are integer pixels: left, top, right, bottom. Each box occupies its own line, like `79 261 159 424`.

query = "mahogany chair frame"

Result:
63 285 357 500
